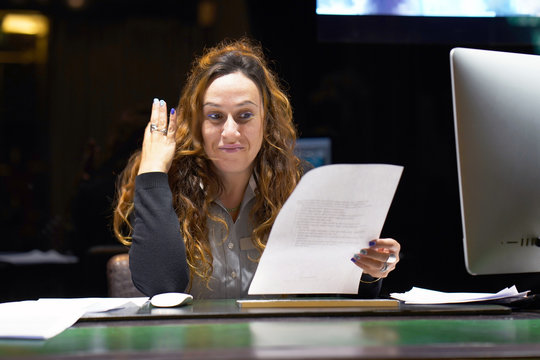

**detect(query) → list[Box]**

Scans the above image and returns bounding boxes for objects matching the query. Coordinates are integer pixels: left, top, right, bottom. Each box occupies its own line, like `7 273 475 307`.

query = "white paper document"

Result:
390 285 530 304
0 297 148 340
248 164 403 295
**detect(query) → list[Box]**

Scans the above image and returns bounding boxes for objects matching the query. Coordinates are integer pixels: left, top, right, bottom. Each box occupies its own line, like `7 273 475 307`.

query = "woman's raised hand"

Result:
138 98 178 175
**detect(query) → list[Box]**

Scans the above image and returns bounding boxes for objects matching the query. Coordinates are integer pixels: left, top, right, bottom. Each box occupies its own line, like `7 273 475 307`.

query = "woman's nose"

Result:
222 115 239 137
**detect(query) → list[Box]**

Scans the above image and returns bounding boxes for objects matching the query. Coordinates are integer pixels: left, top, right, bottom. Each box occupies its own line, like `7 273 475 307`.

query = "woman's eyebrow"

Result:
236 100 258 107
203 100 259 108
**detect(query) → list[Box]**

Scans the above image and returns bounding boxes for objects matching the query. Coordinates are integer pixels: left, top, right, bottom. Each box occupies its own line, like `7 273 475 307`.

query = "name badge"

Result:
240 237 256 250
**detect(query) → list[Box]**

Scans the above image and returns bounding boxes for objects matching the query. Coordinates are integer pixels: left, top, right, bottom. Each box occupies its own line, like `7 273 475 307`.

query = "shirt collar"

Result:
208 174 257 209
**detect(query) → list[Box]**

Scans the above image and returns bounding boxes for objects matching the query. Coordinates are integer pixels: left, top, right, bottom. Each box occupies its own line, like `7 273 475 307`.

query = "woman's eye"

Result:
238 112 254 120
207 113 223 121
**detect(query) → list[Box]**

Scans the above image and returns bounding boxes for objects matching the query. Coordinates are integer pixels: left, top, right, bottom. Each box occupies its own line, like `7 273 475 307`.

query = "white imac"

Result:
451 47 540 275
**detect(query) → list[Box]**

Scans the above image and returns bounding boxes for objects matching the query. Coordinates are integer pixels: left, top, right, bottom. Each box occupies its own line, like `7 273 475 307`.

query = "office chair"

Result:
106 253 144 297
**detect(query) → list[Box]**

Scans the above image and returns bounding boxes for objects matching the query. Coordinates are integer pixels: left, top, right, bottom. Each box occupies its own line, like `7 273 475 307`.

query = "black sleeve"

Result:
129 172 190 296
357 273 383 298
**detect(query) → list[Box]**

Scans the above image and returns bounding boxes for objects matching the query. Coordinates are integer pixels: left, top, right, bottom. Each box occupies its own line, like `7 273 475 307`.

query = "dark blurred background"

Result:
1 0 539 301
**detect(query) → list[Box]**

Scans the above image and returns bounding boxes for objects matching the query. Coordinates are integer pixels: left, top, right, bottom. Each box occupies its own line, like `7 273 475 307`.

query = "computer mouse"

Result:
150 292 193 308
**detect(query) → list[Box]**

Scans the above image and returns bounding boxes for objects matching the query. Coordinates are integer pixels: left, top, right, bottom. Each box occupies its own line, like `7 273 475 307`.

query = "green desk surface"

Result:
2 300 540 359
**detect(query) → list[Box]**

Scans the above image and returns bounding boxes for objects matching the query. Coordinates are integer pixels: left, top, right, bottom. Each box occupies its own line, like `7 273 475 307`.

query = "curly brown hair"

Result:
113 38 303 287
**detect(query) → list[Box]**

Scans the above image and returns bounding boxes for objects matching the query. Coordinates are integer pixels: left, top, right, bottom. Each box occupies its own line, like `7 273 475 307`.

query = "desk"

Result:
1 300 540 359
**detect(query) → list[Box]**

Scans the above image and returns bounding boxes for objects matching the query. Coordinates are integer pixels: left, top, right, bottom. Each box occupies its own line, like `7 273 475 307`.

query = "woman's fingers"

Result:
148 98 169 136
168 107 177 137
351 238 401 278
369 238 401 253
150 98 160 129
138 98 177 175
157 99 168 133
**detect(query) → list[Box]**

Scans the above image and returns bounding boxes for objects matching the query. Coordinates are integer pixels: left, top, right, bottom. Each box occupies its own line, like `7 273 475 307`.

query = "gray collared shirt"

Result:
189 177 262 299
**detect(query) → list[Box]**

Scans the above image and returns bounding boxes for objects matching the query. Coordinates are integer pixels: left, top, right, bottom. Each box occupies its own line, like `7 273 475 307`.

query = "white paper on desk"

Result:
0 297 148 340
0 249 78 264
0 300 86 340
390 285 530 304
248 164 403 295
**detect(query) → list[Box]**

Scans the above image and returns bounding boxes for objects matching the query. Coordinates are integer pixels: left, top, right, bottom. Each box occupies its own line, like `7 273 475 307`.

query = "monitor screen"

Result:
316 0 540 17
294 137 332 168
317 0 540 44
451 47 540 275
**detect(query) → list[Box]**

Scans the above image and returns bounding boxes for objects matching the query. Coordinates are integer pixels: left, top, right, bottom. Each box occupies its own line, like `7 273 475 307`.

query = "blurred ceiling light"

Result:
2 13 49 36
198 0 217 28
66 0 86 10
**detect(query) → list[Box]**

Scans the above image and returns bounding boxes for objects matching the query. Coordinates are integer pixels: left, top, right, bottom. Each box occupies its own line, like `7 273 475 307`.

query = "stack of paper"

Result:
390 285 530 304
0 297 148 340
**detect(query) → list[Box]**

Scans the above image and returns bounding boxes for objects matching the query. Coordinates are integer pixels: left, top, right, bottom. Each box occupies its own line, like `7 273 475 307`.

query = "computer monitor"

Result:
294 137 332 168
451 47 540 275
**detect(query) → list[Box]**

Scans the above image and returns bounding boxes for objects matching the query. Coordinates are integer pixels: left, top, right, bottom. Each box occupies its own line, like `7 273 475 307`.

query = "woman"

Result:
113 38 400 299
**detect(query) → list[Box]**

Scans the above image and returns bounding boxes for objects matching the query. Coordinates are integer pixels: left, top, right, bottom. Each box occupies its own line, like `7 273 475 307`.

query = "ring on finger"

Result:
150 124 167 135
380 262 389 272
386 253 397 264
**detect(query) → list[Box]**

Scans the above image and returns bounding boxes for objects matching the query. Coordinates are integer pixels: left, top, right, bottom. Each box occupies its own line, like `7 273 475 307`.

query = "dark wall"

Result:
1 0 539 299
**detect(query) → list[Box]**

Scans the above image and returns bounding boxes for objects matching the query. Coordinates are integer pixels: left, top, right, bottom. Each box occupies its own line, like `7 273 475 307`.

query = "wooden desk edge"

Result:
236 299 400 308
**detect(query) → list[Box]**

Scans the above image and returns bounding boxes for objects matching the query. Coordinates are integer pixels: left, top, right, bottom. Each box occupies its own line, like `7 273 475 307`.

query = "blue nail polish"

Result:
153 98 159 104
359 249 367 255
350 257 356 263
159 100 165 106
170 108 175 115
369 240 376 247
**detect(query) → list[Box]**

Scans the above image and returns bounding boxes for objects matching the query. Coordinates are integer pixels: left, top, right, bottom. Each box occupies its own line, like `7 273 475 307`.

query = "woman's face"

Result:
201 72 264 178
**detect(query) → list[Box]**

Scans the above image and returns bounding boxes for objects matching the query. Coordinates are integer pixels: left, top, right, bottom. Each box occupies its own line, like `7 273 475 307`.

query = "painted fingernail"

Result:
170 108 175 115
369 240 376 247
153 98 159 104
350 257 356 263
359 249 367 256
159 99 165 106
